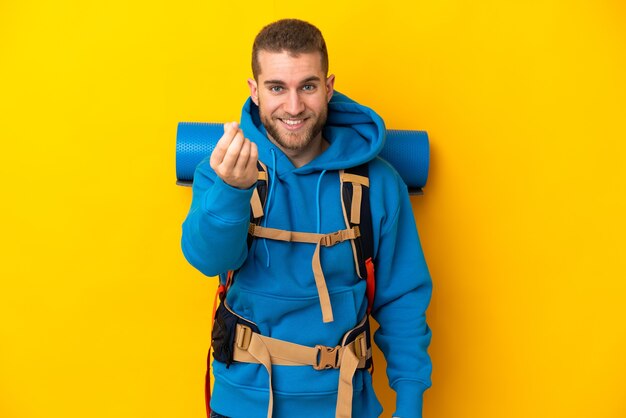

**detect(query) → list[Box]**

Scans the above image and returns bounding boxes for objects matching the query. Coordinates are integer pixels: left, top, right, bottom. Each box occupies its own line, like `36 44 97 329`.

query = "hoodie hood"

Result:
240 91 386 175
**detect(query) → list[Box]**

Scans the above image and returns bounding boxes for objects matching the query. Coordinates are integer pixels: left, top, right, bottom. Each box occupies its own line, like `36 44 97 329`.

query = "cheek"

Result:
259 97 281 115
308 98 328 115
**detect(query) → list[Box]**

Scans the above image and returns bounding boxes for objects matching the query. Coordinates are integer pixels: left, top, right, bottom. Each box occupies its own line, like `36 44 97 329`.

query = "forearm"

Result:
375 292 432 418
181 164 254 276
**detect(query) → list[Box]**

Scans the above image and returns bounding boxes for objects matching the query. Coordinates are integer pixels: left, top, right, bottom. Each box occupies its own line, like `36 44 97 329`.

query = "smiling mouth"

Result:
279 118 308 129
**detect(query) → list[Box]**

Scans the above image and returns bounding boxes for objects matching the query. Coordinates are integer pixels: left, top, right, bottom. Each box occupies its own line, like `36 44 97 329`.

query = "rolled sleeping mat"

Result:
176 122 429 194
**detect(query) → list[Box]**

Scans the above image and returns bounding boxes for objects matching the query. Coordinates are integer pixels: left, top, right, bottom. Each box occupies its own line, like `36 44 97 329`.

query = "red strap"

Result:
365 257 375 314
364 257 376 378
206 278 229 416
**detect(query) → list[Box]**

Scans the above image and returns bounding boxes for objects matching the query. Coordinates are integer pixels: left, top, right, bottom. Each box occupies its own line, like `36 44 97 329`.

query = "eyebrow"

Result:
263 76 322 86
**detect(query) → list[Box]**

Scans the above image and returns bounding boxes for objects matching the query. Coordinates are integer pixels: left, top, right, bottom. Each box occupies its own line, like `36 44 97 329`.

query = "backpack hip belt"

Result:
212 301 373 418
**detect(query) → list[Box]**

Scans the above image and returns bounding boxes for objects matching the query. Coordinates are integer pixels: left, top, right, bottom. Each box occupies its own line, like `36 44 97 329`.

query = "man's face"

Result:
248 50 335 153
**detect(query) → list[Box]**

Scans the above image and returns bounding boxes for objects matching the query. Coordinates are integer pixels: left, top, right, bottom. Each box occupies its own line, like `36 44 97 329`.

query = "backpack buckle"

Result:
236 324 253 350
353 333 367 360
321 227 360 247
314 345 341 370
321 231 342 246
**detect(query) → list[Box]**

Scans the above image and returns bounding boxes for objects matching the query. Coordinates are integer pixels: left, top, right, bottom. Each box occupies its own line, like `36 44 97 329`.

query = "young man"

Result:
181 19 432 418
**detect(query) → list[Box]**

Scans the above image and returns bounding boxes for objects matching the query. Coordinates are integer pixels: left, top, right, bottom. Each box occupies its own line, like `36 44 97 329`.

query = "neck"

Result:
273 136 330 168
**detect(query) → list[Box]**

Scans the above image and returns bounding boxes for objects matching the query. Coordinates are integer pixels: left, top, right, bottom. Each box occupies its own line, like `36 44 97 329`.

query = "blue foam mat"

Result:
176 122 429 193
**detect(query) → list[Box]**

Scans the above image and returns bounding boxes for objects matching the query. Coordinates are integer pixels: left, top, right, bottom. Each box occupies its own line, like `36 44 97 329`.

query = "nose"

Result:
284 91 305 116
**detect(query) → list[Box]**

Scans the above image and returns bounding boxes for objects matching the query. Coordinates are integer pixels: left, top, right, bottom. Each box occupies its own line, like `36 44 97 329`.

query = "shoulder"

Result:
363 157 410 230
367 157 408 202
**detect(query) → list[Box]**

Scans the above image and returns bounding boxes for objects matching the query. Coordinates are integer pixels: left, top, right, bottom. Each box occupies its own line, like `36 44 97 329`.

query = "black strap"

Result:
248 161 268 247
342 164 373 280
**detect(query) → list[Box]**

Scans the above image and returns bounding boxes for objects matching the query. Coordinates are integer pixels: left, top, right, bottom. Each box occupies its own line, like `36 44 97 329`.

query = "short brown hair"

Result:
251 19 328 79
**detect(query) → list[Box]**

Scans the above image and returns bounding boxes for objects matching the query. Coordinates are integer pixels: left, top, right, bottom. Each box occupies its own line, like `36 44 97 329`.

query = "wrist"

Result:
393 380 429 418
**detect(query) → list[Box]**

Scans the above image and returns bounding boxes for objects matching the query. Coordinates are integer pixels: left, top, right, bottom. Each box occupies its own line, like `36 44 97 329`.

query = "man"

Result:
181 19 432 418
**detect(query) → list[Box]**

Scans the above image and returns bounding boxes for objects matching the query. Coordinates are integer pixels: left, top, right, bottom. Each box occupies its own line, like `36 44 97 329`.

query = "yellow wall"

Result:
1 1 625 417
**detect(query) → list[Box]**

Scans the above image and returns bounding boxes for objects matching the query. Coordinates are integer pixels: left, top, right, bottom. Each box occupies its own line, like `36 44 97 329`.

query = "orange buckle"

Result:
314 345 341 370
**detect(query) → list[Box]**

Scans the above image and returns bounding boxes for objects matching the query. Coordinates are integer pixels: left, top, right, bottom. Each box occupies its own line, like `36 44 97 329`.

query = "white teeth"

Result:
282 119 302 125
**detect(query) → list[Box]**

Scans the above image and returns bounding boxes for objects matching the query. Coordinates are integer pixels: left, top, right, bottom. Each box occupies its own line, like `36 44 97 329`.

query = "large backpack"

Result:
207 162 377 418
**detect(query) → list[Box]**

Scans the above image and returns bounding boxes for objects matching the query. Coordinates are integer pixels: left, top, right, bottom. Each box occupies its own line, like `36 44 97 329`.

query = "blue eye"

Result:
302 85 315 91
270 86 283 93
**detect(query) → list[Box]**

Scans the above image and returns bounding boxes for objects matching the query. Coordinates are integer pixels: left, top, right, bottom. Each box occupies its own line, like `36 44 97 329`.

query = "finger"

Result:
210 122 236 165
233 139 252 173
224 121 238 132
246 141 259 172
210 122 238 167
220 129 245 170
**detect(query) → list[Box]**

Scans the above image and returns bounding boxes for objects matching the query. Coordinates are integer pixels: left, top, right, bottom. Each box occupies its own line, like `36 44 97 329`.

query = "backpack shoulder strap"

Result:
247 161 268 247
250 161 268 224
340 164 376 313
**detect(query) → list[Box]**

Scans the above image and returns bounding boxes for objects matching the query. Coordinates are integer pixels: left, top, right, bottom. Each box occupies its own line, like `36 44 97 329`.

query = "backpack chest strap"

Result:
248 224 359 246
248 224 360 323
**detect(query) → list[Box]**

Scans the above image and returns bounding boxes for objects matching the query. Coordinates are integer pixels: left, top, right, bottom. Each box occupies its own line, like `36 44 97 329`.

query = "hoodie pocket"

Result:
230 286 360 347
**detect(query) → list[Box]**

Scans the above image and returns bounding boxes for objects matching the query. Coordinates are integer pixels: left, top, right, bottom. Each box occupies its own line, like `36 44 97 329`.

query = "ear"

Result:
248 78 259 105
325 74 335 102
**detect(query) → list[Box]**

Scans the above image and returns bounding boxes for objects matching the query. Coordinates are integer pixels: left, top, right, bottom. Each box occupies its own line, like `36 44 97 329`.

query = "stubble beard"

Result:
260 105 328 152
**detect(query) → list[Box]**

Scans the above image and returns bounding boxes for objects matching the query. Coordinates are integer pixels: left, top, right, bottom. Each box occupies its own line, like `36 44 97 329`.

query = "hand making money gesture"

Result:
210 122 259 189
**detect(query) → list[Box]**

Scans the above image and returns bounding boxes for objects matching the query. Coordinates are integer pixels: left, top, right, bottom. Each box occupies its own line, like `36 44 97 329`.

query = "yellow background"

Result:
1 1 625 417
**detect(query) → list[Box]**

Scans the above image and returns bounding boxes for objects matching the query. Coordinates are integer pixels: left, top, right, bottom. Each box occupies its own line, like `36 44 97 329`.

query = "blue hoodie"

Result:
181 91 432 418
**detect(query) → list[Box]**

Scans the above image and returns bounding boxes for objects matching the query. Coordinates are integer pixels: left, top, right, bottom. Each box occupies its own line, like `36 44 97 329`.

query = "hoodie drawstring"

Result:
262 149 277 267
